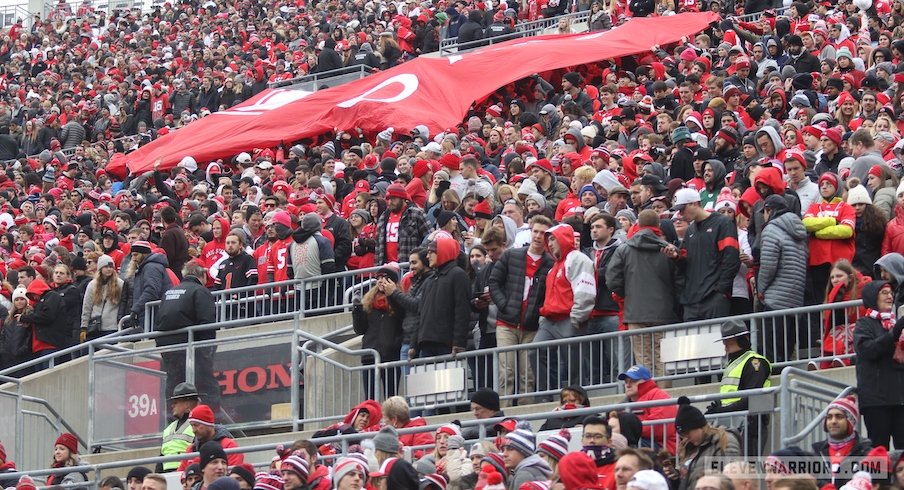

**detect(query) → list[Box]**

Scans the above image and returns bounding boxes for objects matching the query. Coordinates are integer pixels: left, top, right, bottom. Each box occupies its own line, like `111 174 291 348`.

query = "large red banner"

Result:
119 12 719 174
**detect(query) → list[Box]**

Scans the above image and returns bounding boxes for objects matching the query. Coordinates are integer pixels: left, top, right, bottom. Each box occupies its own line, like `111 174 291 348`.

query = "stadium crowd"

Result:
5 0 904 486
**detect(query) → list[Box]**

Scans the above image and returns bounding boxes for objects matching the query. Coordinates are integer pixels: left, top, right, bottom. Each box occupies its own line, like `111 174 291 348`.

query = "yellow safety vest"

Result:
719 350 771 406
161 418 195 471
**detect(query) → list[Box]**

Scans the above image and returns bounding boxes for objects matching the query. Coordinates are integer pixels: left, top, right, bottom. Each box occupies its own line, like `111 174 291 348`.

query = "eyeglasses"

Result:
581 433 607 442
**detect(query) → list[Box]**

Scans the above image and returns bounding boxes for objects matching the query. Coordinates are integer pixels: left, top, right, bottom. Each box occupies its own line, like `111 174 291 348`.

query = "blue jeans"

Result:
585 316 620 385
532 318 583 399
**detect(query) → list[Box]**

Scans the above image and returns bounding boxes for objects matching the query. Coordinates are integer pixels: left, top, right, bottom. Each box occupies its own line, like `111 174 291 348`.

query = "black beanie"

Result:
470 387 501 412
199 441 227 470
126 466 151 482
675 396 707 434
791 73 813 91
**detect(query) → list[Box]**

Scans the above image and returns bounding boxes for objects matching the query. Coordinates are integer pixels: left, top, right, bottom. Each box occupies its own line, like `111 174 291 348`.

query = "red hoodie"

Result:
200 217 231 286
539 224 596 323
632 380 678 455
558 452 606 489
342 400 383 432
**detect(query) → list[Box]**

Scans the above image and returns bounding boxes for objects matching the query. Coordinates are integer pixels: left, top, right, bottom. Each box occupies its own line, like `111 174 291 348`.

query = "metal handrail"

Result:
440 9 592 54
268 65 371 89
0 327 137 377
779 367 858 447
730 6 788 23
7 384 783 484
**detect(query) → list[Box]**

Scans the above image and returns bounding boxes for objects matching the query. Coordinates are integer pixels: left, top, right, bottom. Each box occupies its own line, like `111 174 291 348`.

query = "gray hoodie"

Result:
874 253 904 310
755 126 785 161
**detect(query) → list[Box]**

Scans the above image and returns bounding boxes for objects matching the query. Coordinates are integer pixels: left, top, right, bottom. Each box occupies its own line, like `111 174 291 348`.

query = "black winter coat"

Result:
21 283 81 349
352 299 403 363
323 213 352 270
131 253 174 322
414 261 471 350
155 276 216 347
854 315 904 408
488 246 553 330
388 273 428 344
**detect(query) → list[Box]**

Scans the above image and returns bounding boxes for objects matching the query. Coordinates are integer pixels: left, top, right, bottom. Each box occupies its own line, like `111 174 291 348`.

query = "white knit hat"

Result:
897 180 904 198
12 287 27 301
846 185 872 206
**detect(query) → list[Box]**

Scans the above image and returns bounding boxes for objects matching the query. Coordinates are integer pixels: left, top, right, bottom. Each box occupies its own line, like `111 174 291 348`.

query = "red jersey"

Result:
267 237 293 283
385 211 402 263
254 241 273 285
803 199 856 266
151 93 170 121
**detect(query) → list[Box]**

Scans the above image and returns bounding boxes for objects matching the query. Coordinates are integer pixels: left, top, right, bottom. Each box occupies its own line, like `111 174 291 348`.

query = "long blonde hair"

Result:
91 265 122 305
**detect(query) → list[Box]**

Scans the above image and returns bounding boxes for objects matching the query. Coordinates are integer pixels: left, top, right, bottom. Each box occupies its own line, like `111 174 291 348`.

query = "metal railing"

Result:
779 367 859 449
439 10 592 55
730 6 788 23
0 3 32 27
143 264 405 330
2 371 849 485
268 65 372 91
299 300 863 421
0 374 89 471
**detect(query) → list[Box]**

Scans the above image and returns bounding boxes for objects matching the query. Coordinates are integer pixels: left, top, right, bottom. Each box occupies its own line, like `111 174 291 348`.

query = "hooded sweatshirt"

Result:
539 224 596 323
874 253 904 309
510 454 553 489
200 216 230 286
342 399 383 432
558 452 605 489
755 126 787 164
700 159 727 209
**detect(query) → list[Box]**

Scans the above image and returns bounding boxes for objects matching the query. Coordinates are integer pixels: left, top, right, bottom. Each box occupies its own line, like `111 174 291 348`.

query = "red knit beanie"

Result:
55 433 78 454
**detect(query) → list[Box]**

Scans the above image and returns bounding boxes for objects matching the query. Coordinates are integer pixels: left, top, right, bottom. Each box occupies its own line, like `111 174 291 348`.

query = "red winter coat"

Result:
882 205 904 255
632 380 678 455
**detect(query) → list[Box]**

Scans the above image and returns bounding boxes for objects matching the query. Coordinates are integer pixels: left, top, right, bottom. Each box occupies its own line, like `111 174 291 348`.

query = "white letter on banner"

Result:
337 74 419 108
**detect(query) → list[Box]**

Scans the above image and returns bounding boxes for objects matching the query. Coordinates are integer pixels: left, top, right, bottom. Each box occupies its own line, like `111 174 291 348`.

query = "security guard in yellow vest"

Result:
706 320 771 455
158 382 200 472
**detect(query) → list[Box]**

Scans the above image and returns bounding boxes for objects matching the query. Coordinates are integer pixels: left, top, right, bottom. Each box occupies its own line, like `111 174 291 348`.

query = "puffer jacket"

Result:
131 253 173 322
873 186 896 220
678 427 742 490
758 211 809 309
488 246 553 330
606 227 680 324
882 205 904 256
854 281 904 408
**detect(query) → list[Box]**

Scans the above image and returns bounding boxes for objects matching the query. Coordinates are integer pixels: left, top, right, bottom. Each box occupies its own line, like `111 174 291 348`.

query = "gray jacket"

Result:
758 211 808 309
509 454 552 490
81 277 127 333
873 186 896 220
606 228 680 324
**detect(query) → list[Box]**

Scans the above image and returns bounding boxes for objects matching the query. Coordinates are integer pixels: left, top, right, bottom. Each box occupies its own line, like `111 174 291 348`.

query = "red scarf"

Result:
867 309 904 364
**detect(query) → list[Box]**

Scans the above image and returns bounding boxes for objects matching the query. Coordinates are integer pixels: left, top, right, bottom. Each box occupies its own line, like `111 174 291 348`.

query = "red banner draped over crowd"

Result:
118 11 720 175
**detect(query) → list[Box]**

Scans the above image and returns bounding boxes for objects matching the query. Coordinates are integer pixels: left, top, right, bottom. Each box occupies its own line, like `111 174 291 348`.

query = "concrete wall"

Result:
1 312 351 472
